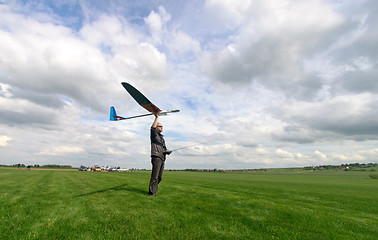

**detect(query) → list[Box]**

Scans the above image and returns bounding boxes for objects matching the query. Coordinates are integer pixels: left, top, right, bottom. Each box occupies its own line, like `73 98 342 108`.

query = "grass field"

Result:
0 168 377 239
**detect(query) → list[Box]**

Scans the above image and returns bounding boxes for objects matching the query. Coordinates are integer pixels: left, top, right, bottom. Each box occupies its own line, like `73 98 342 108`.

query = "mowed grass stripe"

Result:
0 169 377 239
161 171 377 239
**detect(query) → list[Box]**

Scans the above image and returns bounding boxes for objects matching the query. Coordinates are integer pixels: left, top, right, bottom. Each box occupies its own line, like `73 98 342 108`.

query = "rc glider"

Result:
110 82 180 121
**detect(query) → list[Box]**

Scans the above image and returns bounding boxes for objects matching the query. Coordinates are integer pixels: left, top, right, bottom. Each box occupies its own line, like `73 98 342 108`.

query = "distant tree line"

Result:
303 163 377 171
0 164 74 169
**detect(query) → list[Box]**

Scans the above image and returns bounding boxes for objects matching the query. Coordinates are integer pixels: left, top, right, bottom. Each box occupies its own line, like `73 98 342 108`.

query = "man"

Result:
149 113 171 196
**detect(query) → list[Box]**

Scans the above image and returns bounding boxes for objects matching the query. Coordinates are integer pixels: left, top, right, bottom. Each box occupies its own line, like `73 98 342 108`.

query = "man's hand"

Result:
163 150 172 155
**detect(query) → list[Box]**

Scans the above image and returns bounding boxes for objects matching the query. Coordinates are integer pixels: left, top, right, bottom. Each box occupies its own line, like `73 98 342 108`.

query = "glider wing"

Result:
121 82 161 113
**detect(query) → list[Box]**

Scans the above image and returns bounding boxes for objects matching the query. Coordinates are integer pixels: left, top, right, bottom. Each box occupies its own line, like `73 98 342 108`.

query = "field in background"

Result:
0 168 377 239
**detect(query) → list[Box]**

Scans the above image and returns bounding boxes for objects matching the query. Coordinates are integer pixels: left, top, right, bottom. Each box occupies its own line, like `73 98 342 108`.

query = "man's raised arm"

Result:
152 113 159 128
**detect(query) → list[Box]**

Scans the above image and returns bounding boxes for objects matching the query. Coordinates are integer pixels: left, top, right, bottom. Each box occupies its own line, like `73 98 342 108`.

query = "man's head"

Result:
156 122 163 133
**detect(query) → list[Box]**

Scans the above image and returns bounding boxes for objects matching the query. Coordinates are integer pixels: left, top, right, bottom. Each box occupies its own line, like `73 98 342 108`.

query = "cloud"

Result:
38 146 84 156
144 6 171 44
0 135 12 147
0 8 108 111
275 148 294 158
314 150 327 160
271 93 378 142
0 95 59 128
1 1 377 169
201 0 345 100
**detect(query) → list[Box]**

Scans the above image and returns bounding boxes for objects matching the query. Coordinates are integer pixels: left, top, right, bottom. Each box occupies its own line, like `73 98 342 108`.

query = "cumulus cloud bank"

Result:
0 0 377 169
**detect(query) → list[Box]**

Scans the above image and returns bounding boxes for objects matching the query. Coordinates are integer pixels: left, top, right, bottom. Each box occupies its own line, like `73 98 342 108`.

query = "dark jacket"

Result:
150 127 167 160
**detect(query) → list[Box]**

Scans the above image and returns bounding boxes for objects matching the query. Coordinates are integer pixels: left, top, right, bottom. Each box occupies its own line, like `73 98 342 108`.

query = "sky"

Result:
1 0 377 169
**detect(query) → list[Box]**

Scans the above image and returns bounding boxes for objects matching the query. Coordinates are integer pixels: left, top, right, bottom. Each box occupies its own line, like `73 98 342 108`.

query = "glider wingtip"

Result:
121 82 130 87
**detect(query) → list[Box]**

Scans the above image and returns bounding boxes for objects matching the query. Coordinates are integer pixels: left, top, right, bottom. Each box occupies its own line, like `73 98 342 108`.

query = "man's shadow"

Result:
75 184 147 197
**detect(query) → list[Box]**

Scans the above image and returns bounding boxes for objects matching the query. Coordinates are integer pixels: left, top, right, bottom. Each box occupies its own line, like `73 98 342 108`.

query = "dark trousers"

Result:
149 157 165 195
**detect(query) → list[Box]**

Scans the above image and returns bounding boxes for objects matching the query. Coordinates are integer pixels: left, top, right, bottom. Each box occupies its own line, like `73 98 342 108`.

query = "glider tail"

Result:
110 106 120 121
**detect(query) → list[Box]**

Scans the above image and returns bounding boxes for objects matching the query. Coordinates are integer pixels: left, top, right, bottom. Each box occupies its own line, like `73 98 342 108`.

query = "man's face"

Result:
156 123 163 133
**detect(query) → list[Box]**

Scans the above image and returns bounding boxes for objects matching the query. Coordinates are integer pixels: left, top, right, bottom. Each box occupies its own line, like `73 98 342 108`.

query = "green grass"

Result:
0 168 377 239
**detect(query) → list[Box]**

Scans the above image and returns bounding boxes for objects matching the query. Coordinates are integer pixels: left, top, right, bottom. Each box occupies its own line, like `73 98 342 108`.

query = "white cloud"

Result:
0 135 12 147
167 30 201 57
0 0 377 169
276 148 294 158
38 146 84 156
270 93 378 143
144 6 171 44
201 0 345 100
314 150 327 160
